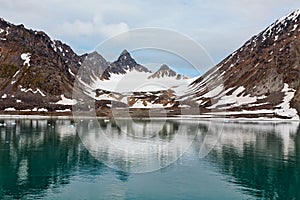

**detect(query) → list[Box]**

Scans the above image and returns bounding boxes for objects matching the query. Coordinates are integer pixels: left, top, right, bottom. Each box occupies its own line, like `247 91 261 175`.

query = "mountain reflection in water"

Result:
0 118 299 199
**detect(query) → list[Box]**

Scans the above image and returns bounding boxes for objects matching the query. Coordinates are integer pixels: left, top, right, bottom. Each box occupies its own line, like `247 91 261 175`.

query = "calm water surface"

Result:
0 118 299 199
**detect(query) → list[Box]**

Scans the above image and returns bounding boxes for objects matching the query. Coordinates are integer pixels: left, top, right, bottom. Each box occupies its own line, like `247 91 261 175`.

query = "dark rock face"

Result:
148 64 188 79
185 9 300 118
100 49 151 80
0 18 83 109
78 51 108 84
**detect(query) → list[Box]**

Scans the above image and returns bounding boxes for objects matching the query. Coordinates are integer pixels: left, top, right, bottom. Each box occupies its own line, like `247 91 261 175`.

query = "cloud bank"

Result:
1 0 300 74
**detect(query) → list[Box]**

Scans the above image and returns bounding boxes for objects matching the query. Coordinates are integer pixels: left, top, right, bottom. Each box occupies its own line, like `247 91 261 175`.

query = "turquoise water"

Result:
0 118 299 199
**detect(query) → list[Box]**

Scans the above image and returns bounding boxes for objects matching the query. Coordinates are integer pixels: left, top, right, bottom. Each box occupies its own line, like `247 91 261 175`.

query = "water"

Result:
0 118 299 199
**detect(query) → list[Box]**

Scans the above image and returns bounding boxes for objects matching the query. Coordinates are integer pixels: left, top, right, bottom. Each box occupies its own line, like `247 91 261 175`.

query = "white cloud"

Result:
0 0 300 65
55 19 129 38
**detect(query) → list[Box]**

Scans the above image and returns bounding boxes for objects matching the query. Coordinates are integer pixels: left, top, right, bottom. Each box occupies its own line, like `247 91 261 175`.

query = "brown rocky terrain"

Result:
183 9 300 119
0 18 84 112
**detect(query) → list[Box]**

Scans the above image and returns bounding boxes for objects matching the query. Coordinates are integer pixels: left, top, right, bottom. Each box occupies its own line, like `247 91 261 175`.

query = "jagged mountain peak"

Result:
117 49 135 63
85 51 107 63
100 49 151 80
120 49 129 55
77 51 109 84
159 64 170 70
148 64 188 80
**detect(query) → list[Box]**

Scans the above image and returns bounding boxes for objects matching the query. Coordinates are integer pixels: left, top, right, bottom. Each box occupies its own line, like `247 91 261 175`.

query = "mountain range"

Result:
1 9 300 119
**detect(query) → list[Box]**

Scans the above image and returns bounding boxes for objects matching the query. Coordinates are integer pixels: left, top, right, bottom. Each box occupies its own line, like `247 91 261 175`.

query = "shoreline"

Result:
0 112 299 123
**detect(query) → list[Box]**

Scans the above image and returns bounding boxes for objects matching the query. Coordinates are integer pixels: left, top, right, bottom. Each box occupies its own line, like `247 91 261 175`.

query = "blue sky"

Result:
1 0 300 76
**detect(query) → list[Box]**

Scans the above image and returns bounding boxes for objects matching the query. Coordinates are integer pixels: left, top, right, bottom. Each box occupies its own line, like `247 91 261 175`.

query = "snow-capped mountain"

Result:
78 49 191 94
184 9 300 119
2 8 300 118
82 50 192 109
100 49 151 80
148 64 188 80
0 16 191 113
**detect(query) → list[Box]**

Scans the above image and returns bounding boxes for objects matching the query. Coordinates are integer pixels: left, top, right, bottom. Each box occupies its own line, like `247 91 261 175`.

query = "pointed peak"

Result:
89 51 101 57
121 49 129 56
159 64 170 71
117 49 134 62
86 51 107 63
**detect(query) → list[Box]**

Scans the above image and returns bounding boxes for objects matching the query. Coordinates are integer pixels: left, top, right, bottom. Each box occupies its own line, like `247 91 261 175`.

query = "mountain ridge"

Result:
186 8 300 119
100 49 152 80
148 64 189 80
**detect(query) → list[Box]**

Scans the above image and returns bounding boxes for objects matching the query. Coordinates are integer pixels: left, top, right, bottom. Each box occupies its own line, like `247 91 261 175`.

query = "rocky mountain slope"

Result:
0 18 84 113
184 9 300 119
79 51 108 84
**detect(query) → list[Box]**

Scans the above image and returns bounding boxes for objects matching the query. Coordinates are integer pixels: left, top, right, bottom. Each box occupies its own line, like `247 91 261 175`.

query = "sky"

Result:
1 0 300 76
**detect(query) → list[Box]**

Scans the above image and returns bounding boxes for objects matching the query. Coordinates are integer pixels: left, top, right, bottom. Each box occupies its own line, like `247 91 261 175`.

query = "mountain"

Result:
84 50 190 94
0 18 83 112
78 51 108 84
184 9 300 119
0 17 190 114
3 8 300 118
148 64 188 79
100 49 151 80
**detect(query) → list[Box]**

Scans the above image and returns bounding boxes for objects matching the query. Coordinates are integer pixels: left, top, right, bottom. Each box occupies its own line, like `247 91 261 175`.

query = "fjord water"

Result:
0 118 299 199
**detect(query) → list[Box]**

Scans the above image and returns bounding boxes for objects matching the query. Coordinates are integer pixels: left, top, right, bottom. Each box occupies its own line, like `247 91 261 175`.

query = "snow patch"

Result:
51 41 57 52
56 109 72 112
58 46 63 52
56 95 77 105
131 100 172 108
292 24 298 32
275 83 299 119
20 109 31 112
1 94 7 98
203 85 224 98
12 69 20 78
4 108 16 111
37 108 48 112
90 69 190 96
209 86 259 109
68 68 75 76
21 53 31 66
21 87 46 97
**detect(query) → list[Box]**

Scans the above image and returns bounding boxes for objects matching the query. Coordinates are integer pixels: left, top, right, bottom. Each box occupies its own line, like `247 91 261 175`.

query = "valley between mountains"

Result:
1 9 300 119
